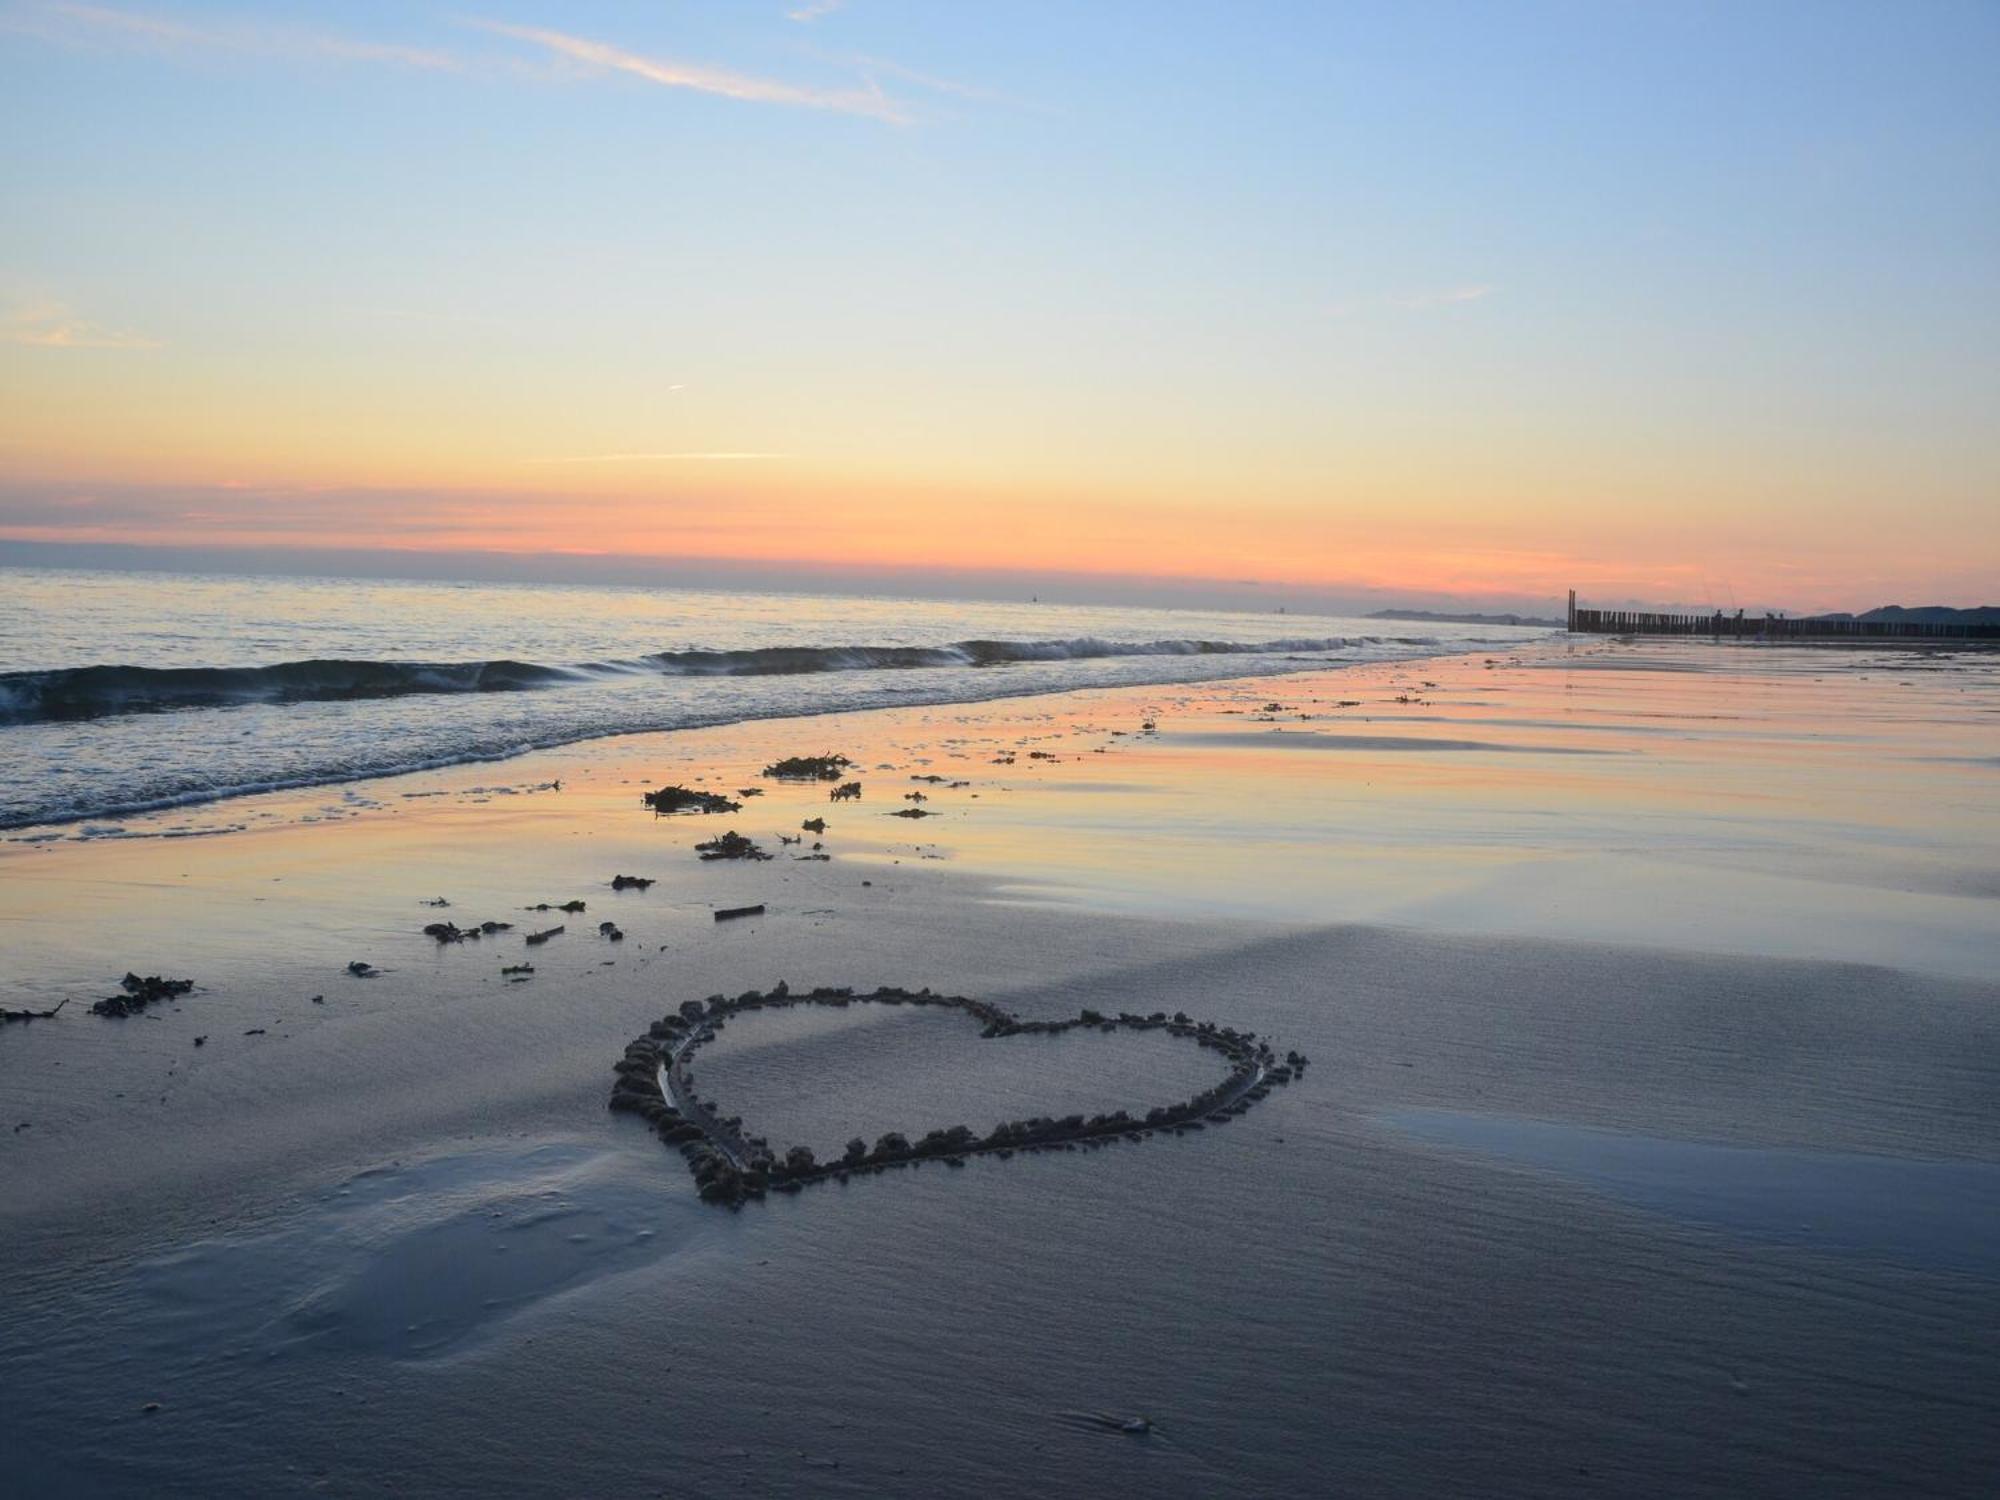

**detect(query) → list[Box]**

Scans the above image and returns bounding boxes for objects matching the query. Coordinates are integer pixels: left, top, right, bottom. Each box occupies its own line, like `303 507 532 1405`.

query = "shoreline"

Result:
0 632 1555 837
17 625 1996 843
0 566 1555 836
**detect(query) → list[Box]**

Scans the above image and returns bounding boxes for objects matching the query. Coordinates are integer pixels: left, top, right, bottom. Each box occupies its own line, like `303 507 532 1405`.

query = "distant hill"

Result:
1369 608 1562 628
1819 604 2000 626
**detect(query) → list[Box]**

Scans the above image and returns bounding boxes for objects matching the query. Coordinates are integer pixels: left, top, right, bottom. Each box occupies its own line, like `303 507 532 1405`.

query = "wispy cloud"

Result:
1323 284 1497 318
476 20 907 124
18 2 461 70
3 299 160 350
791 41 1018 110
527 452 784 464
1391 283 1495 310
846 52 1009 105
13 6 935 122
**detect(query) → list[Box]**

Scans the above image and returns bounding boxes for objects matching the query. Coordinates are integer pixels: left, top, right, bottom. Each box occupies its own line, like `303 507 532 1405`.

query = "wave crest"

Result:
0 636 1383 724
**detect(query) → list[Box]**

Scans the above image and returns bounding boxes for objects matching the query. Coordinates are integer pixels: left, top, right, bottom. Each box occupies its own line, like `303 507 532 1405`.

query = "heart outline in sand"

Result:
610 985 1307 1206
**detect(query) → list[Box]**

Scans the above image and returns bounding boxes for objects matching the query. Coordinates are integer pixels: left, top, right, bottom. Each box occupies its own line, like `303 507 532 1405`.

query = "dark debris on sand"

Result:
91 974 193 1018
761 754 854 782
695 831 772 862
423 919 516 942
2 998 68 1025
643 785 742 816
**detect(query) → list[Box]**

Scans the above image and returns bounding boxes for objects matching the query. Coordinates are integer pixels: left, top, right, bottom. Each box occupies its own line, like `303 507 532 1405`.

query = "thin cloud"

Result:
3 299 160 350
792 42 1018 109
1322 284 1496 318
21 2 461 70
843 52 1010 105
1392 284 1495 310
786 0 844 21
527 452 785 464
476 20 907 124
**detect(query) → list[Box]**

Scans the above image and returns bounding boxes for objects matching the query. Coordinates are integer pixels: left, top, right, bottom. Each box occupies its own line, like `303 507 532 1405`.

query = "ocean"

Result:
0 567 1545 829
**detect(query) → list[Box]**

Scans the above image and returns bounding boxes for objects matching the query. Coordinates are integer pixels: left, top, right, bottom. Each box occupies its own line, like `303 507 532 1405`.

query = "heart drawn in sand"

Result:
609 985 1308 1206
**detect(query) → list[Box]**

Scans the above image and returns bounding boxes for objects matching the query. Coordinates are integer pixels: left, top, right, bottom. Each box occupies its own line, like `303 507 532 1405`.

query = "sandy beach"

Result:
4 635 1996 1496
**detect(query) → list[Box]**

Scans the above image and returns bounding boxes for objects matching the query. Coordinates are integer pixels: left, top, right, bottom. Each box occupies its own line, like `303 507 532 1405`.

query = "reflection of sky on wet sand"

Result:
1386 1109 2000 1279
890 643 2000 981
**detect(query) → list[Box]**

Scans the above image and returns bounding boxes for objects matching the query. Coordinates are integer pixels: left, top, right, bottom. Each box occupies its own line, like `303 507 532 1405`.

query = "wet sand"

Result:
3 638 1997 1496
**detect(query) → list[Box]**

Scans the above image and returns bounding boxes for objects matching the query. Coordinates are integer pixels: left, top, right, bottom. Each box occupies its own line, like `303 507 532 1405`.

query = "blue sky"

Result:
2 1 1996 609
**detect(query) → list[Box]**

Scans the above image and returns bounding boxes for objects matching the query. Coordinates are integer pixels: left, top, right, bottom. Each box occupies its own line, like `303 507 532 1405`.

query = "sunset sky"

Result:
2 0 1995 611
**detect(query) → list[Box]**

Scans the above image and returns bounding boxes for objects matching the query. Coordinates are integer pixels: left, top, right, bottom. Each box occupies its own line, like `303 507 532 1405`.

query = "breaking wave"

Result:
0 636 1391 724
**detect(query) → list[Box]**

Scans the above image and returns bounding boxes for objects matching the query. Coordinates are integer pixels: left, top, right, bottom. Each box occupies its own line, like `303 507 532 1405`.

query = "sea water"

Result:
0 567 1543 828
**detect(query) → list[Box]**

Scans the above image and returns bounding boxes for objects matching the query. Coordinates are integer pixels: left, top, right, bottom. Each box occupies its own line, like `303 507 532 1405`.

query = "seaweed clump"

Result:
2 998 68 1025
92 973 194 1018
761 754 854 782
694 831 772 862
644 785 741 815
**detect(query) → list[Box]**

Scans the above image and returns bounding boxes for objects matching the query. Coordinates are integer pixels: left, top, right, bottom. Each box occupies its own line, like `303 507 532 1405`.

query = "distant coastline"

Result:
1370 608 1563 628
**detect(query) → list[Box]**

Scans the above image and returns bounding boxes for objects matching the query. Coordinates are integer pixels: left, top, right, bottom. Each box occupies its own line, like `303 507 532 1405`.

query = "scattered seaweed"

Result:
829 781 862 802
2 998 68 1025
423 919 512 942
762 754 854 782
643 785 741 815
611 874 656 891
695 831 771 862
91 974 193 1018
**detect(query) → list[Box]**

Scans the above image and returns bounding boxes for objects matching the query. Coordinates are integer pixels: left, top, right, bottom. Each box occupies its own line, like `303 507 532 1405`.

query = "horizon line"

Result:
4 535 1974 620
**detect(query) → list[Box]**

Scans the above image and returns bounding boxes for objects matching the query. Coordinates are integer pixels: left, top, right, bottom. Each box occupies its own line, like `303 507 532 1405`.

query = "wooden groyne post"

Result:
1566 595 1999 642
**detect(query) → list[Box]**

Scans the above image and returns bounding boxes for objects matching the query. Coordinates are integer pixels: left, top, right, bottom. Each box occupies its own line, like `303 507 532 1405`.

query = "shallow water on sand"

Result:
1388 1110 2000 1278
